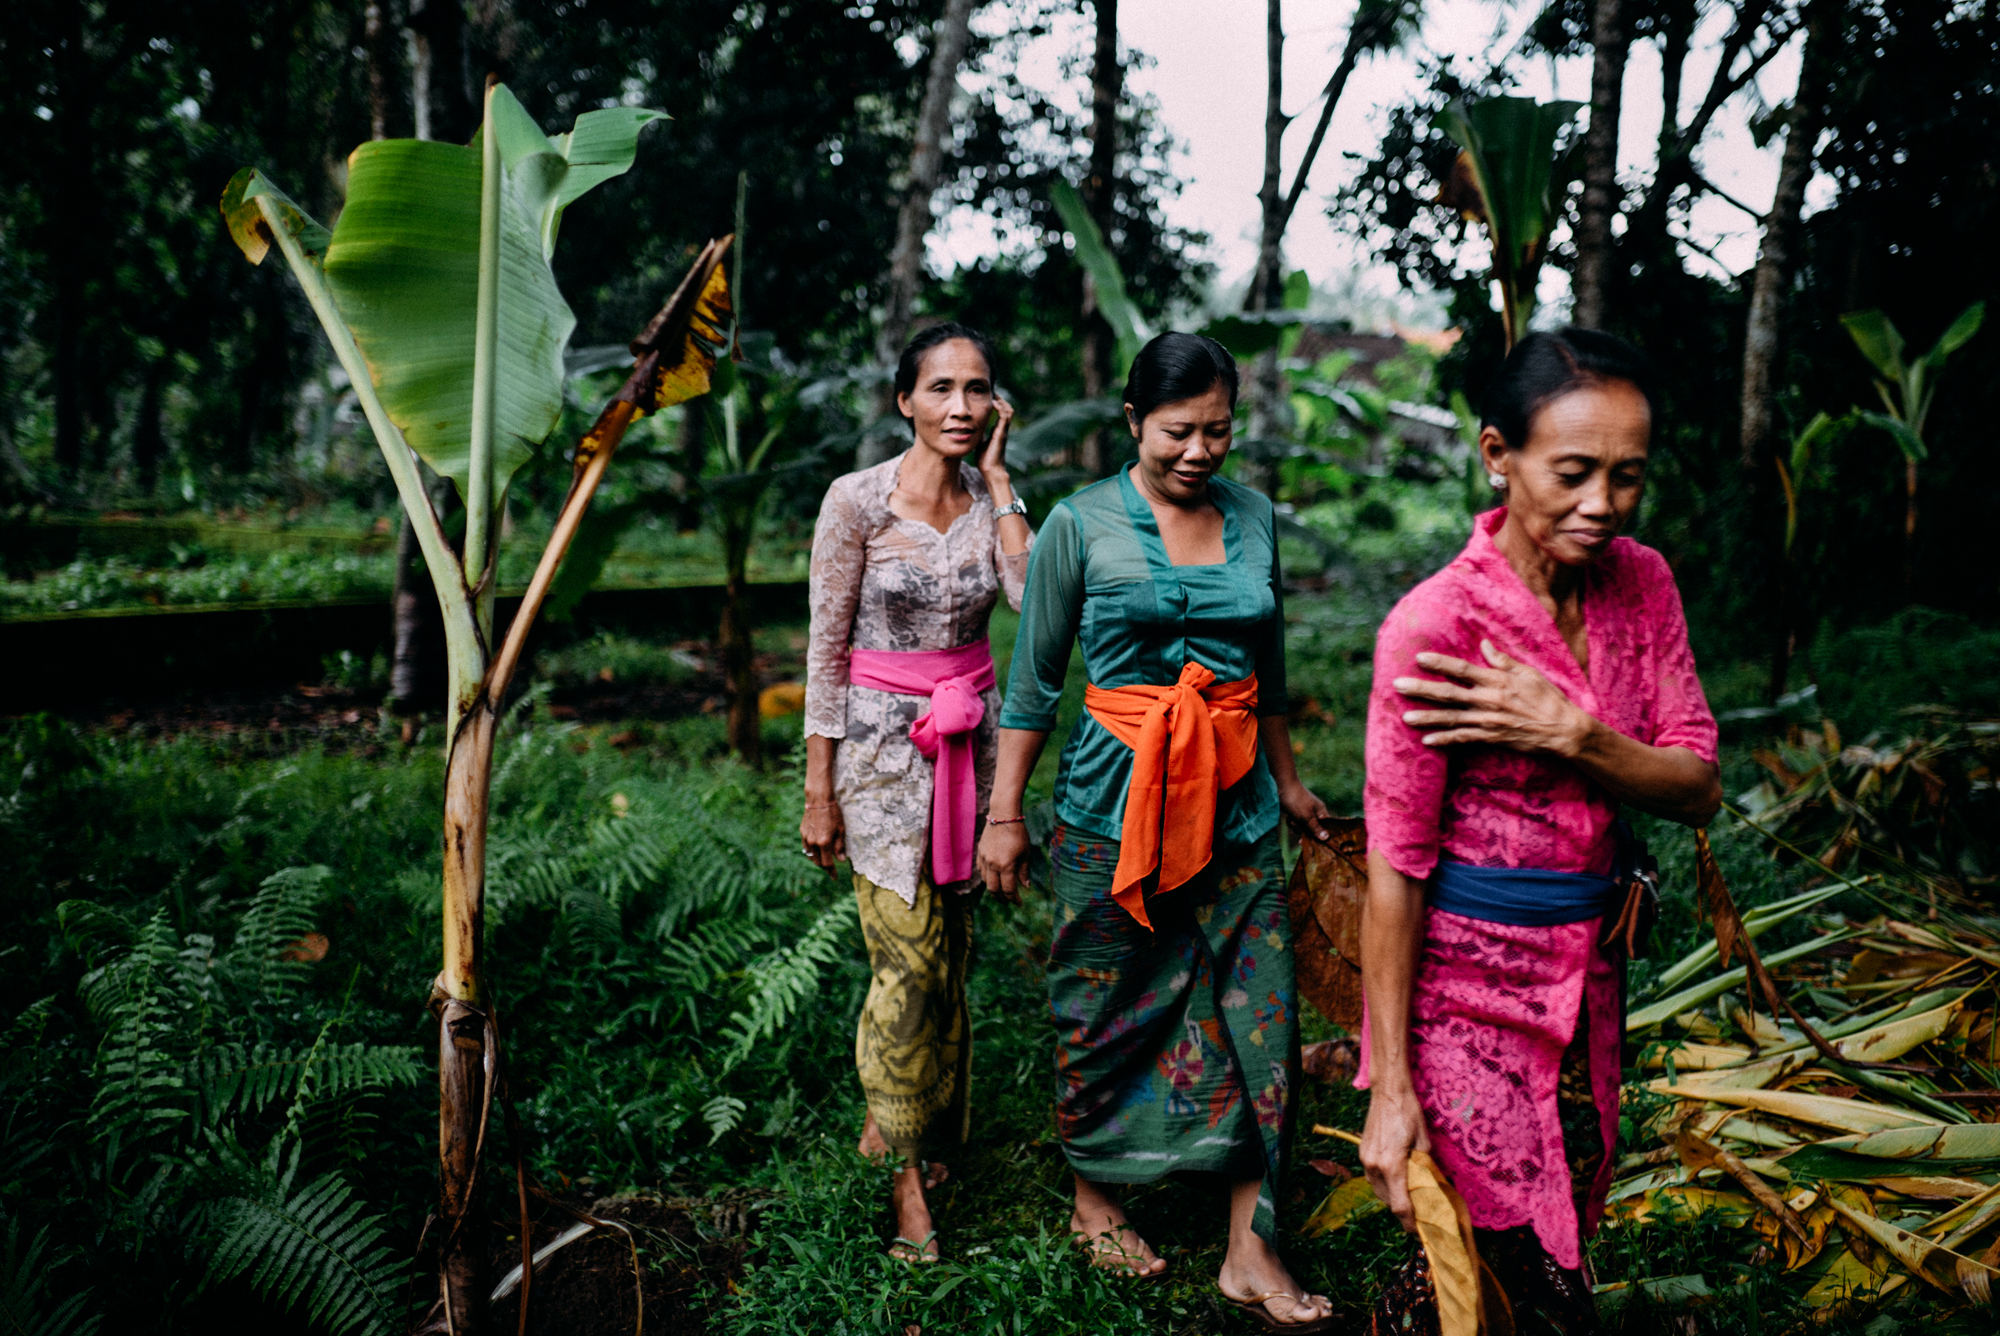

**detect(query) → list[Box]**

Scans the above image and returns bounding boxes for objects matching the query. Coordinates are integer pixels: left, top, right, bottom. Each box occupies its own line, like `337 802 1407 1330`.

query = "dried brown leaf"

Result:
1286 819 1367 1030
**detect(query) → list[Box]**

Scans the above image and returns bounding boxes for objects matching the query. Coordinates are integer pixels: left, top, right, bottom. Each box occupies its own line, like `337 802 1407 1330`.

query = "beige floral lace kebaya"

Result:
805 451 1031 904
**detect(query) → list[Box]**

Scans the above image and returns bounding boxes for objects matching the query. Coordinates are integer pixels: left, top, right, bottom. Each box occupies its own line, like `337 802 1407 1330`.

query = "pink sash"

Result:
848 641 996 886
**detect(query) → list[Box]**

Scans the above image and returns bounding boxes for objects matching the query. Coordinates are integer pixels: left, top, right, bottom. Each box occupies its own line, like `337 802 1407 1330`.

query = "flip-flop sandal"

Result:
1219 1290 1337 1333
1072 1226 1167 1280
888 1236 940 1265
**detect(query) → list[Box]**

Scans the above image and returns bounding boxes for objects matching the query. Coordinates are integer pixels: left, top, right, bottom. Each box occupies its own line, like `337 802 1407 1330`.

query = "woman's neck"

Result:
896 437 965 501
1493 508 1582 608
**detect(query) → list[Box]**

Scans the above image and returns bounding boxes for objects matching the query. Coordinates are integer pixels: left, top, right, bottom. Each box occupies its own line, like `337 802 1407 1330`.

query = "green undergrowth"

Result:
4 586 1995 1333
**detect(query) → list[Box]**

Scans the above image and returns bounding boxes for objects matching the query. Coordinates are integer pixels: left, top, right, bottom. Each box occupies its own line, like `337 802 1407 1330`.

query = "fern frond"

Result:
56 900 134 960
0 1220 102 1336
701 1094 747 1144
657 919 769 993
226 866 332 996
88 912 190 1146
194 1143 401 1336
718 900 857 1071
194 1043 425 1124
558 888 624 956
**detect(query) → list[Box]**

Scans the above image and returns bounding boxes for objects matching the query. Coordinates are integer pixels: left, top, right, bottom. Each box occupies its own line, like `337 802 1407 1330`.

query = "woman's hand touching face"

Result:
897 338 995 461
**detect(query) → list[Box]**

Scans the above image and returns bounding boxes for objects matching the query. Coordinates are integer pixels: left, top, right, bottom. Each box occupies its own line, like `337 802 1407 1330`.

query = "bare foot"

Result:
889 1163 938 1260
858 1111 890 1160
1070 1175 1166 1278
858 1113 948 1183
1216 1231 1331 1327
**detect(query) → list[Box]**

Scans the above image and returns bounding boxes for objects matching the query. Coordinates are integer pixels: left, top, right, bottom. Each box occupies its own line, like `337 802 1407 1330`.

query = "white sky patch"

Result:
932 0 1831 327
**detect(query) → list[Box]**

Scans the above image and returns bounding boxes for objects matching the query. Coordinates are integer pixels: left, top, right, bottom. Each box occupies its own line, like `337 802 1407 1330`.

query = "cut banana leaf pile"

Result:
1615 830 2000 1320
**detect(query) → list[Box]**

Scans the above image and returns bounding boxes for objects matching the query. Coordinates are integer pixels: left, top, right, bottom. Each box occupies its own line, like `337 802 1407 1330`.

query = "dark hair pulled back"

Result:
1122 332 1239 425
895 322 998 419
1480 327 1659 450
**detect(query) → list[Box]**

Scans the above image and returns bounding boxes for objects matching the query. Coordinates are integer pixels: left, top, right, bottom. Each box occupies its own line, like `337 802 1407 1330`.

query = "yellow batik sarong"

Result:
852 872 972 1158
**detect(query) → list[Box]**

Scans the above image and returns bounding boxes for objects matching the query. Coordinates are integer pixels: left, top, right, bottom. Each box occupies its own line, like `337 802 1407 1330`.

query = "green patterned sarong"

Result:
1047 824 1298 1241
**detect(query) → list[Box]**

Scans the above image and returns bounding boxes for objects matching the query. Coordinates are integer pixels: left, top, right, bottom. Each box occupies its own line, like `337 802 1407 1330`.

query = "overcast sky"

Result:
936 0 1822 328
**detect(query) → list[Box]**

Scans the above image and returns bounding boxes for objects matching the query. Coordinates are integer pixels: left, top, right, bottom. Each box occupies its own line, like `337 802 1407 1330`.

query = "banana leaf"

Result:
1649 1085 1943 1135
318 90 664 500
1434 96 1580 348
1626 931 1857 1031
1050 180 1151 376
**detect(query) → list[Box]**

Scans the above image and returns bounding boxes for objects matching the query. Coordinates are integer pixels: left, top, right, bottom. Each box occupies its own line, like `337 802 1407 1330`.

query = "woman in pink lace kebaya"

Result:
800 323 1031 1263
1357 330 1721 1334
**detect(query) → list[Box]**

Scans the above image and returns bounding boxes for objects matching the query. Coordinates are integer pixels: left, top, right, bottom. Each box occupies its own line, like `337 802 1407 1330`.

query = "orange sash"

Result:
1083 663 1260 929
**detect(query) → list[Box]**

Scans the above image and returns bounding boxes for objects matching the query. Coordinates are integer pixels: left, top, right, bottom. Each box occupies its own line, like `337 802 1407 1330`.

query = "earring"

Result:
1487 472 1506 489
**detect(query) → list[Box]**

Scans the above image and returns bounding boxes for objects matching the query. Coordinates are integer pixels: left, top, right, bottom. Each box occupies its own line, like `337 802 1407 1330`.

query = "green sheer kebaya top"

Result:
998 467 1289 845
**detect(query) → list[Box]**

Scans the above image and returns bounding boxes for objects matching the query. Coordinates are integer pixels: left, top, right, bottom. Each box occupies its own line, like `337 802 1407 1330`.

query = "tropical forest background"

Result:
3 0 1999 1332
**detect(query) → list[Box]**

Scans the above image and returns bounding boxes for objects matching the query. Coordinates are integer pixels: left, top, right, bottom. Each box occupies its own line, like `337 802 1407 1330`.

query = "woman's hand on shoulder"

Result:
1393 638 1594 758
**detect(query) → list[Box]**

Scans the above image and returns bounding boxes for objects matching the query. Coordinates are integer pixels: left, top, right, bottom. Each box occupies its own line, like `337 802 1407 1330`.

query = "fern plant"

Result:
50 866 422 1335
0 1221 102 1336
189 1136 402 1336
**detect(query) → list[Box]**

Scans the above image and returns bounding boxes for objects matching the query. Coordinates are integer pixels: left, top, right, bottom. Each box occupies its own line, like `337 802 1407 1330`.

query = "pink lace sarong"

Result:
848 642 996 887
1356 908 1621 1270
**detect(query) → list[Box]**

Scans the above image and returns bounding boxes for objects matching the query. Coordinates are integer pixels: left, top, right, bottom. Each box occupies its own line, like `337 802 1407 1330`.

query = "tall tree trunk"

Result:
861 0 977 467
1077 0 1120 477
1741 0 1828 698
1238 0 1289 496
1572 0 1629 329
365 1 392 140
49 1 93 479
721 519 761 767
133 361 165 494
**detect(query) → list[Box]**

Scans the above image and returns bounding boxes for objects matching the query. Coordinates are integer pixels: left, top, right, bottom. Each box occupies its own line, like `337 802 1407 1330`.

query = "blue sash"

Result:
1427 860 1619 927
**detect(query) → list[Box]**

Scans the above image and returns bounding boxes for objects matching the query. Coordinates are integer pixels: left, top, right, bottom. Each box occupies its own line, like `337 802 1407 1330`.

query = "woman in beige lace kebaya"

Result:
800 323 1031 1262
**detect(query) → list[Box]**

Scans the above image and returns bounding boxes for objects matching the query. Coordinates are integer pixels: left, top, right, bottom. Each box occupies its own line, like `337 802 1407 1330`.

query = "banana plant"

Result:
1436 96 1581 349
1839 301 1985 574
222 80 734 1329
1050 178 1152 378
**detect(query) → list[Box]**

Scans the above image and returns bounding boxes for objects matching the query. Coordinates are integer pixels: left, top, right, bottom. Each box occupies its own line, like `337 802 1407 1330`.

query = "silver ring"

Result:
800 848 814 858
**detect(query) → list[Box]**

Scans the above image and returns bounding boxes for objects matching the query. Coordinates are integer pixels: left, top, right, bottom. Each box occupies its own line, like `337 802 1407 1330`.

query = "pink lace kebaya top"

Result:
805 452 1031 904
1364 508 1718 881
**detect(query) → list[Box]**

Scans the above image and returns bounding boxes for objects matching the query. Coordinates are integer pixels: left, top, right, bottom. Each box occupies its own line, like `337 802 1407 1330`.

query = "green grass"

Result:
5 559 1996 1331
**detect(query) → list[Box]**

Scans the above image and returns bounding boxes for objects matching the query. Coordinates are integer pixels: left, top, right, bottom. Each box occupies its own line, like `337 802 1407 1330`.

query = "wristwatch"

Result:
993 498 1027 520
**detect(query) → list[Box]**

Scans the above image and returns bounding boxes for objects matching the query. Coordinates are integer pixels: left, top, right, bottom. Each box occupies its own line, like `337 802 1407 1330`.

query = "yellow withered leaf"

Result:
649 255 734 410
1823 1191 2000 1295
1642 1041 1755 1071
1649 1085 1943 1134
1407 1151 1505 1336
1833 997 1965 1064
1298 1174 1384 1237
1813 1122 2000 1162
1605 1185 1758 1229
1803 1238 1896 1313
1870 1175 1990 1201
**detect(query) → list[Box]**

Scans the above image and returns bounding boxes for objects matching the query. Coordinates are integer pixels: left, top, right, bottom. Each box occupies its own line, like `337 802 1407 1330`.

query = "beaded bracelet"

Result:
984 815 1026 826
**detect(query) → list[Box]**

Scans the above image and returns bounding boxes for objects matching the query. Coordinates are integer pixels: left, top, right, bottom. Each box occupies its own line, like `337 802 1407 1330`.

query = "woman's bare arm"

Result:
800 734 845 872
1395 639 1720 825
1256 715 1333 842
974 726 1047 903
1359 849 1431 1231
